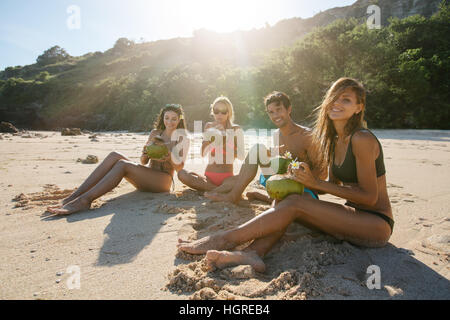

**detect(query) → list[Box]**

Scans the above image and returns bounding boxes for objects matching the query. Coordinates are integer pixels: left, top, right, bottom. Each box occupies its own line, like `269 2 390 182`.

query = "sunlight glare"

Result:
177 0 272 33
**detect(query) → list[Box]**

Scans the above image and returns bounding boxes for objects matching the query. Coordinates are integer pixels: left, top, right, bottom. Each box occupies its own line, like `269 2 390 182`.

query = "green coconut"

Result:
266 174 304 200
269 157 291 175
145 143 169 159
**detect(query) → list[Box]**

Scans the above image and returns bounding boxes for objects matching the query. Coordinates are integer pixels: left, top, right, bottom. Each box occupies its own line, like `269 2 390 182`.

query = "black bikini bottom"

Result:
345 202 394 235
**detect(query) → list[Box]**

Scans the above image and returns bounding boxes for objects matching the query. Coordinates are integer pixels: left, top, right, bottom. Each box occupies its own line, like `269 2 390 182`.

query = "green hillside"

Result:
0 0 448 130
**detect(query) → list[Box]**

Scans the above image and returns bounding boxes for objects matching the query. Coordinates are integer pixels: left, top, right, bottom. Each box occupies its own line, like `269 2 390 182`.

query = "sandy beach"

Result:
0 129 449 300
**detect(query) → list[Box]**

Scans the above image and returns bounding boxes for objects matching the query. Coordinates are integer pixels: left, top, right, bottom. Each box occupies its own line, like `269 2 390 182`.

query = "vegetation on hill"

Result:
0 1 448 130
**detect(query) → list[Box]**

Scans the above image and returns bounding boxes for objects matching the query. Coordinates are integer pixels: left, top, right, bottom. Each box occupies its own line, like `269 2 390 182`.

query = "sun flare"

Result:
177 0 271 33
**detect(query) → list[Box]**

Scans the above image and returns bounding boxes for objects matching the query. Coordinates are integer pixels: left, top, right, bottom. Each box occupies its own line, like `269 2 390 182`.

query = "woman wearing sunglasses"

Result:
47 104 189 216
178 96 244 192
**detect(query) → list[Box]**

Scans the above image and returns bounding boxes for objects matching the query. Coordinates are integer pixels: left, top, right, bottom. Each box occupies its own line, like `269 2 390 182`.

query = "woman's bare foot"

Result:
177 232 235 255
46 198 74 210
46 197 91 216
46 192 81 210
205 250 266 273
204 191 241 204
245 191 272 204
61 194 78 206
211 183 232 194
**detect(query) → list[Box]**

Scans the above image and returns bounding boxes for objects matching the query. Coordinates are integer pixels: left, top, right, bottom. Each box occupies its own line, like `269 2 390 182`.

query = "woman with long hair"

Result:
47 104 189 216
178 78 394 273
178 96 244 192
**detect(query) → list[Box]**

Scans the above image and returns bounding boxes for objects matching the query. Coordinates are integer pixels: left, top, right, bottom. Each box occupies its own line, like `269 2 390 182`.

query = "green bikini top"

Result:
331 129 386 183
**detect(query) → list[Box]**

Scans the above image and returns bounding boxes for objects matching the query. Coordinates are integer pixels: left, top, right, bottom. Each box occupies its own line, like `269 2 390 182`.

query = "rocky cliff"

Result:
304 0 442 27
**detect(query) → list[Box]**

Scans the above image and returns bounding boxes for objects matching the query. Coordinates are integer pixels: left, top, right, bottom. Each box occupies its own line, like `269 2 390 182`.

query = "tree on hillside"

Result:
36 46 70 66
4 66 23 78
112 38 135 53
36 71 50 82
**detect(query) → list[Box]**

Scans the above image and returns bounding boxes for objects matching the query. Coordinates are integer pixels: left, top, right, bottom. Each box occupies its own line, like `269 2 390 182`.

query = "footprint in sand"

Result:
390 190 422 205
192 216 218 231
387 183 403 189
12 185 77 210
421 235 450 253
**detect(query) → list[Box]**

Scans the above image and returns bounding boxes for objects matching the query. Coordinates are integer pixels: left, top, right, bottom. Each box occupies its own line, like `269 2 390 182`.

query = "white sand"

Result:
0 129 448 300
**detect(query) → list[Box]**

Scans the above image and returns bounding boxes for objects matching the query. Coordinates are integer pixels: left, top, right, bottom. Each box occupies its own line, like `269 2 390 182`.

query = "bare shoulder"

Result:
292 124 312 135
352 130 378 154
294 124 313 142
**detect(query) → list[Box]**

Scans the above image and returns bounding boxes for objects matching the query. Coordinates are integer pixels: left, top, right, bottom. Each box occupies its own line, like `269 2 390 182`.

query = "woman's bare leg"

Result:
177 170 218 192
204 163 257 203
210 175 238 194
205 144 271 204
179 193 392 254
205 230 285 272
58 151 129 205
47 160 172 215
246 190 272 203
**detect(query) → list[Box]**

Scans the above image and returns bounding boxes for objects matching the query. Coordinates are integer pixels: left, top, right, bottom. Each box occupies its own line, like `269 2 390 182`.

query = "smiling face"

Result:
267 102 292 128
327 88 363 122
163 111 180 131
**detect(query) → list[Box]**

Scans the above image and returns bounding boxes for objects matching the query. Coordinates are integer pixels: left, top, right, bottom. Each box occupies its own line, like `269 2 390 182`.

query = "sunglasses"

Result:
213 108 228 115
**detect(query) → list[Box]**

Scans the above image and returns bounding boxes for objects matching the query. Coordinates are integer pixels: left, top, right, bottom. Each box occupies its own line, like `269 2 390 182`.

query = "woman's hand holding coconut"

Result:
145 140 170 162
288 162 318 190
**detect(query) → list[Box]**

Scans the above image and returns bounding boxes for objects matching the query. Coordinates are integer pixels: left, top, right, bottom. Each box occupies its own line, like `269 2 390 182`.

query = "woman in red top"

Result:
178 96 245 192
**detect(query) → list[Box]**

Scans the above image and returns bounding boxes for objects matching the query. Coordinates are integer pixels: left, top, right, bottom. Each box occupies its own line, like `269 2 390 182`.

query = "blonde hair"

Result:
210 96 235 128
312 77 367 172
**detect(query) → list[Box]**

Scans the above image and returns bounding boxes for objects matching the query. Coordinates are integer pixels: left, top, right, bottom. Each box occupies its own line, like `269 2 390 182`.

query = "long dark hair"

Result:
312 77 367 171
153 104 187 131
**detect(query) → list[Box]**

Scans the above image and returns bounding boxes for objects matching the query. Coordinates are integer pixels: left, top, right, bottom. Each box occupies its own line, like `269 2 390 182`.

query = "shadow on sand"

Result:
58 191 170 266
41 189 450 299
317 241 450 299
168 221 450 299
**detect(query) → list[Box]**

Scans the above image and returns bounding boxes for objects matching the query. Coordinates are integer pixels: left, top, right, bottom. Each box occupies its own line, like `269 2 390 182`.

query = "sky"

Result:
0 0 356 71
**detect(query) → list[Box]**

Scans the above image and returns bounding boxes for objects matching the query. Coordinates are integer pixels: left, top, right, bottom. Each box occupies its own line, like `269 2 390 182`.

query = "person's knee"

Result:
115 159 132 173
249 143 266 152
277 194 310 218
246 143 269 166
177 169 189 183
108 151 126 161
279 194 302 207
